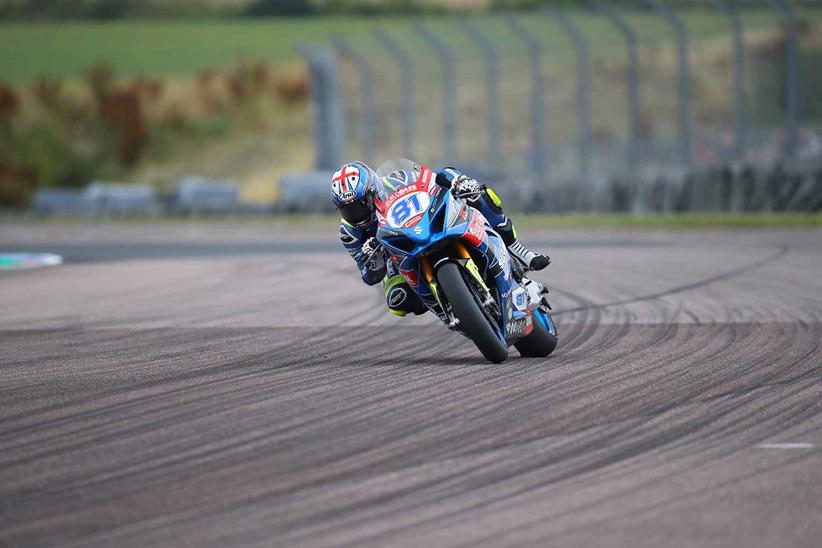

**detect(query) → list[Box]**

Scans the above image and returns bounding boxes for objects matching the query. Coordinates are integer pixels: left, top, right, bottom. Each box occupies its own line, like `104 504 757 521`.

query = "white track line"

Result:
757 443 815 449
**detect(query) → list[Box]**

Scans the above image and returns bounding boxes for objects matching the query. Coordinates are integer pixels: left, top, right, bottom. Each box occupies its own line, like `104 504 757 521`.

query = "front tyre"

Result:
436 262 509 364
515 308 558 358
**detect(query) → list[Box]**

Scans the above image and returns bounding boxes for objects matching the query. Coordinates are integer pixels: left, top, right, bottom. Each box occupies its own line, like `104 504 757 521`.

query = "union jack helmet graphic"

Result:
330 161 378 226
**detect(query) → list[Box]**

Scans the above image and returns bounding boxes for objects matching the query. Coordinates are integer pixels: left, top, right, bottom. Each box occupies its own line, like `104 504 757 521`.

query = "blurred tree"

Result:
245 0 313 16
89 0 135 19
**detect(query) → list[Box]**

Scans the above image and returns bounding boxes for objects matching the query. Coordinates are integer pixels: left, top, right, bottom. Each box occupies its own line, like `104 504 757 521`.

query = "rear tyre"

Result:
515 309 558 358
436 262 509 364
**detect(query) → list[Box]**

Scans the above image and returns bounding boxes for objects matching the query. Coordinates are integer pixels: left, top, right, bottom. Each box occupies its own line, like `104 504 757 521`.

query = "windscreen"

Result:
373 158 423 202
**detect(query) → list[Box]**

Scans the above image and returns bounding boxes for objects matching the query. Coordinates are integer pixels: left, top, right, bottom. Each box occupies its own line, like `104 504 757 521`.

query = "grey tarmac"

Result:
1 224 820 547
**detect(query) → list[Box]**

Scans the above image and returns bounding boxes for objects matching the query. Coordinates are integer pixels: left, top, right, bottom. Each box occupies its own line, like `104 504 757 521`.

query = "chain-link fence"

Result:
298 1 822 212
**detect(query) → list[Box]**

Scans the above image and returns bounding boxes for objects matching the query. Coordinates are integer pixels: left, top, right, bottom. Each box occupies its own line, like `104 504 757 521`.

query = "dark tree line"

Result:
0 0 620 20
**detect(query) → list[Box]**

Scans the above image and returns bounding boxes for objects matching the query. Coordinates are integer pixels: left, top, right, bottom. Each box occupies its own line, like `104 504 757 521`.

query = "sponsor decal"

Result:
462 211 487 247
380 166 433 210
512 287 528 311
401 267 418 287
382 181 416 206
491 237 511 280
507 317 529 339
378 227 401 238
389 287 407 308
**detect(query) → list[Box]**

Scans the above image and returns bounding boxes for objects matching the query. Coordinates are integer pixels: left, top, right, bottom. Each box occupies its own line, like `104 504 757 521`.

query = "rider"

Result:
331 160 550 318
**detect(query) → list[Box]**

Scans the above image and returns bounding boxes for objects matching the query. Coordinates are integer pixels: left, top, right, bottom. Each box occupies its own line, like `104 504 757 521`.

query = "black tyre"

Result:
515 309 558 358
436 262 509 364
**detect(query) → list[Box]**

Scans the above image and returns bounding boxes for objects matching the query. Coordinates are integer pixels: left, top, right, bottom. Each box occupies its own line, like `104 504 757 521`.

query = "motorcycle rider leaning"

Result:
331 160 550 318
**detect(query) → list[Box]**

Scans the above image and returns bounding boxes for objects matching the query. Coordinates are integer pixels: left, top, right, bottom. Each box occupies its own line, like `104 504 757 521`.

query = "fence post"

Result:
504 14 547 181
710 0 747 162
413 22 459 162
456 18 502 166
373 29 415 159
594 1 640 173
296 43 344 170
646 0 693 169
769 0 800 159
331 36 376 163
543 4 592 185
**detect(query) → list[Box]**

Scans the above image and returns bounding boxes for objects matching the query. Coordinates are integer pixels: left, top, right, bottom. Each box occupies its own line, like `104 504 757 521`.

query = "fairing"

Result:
374 159 531 343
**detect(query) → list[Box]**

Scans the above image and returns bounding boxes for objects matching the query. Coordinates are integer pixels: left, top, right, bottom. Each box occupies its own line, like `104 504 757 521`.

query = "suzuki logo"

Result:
414 226 423 234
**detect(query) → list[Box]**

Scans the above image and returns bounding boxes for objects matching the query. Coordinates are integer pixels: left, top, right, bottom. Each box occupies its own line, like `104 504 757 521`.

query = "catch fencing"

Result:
297 1 822 213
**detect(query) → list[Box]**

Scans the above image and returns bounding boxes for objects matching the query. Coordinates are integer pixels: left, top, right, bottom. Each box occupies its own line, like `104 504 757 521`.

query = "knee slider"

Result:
387 284 427 315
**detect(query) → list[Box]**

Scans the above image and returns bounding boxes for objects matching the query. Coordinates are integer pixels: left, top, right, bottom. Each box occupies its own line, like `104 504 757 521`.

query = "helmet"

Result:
330 161 377 227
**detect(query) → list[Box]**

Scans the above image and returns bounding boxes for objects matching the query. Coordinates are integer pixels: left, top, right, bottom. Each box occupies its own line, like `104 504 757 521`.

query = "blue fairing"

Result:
377 187 519 341
534 308 556 336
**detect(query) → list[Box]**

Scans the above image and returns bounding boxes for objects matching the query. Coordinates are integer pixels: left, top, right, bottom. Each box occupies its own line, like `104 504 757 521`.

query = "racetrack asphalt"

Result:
1 223 821 547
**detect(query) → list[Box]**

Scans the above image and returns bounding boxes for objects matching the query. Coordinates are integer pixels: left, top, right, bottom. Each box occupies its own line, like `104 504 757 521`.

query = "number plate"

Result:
386 191 431 229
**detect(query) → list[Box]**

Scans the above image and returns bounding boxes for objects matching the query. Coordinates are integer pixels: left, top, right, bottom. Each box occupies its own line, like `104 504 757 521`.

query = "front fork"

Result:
420 241 498 330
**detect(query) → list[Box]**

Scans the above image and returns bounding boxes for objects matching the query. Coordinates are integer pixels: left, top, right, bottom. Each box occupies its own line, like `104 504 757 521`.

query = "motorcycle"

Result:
372 158 558 364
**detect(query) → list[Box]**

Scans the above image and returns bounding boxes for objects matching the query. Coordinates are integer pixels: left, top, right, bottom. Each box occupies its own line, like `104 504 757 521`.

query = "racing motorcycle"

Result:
373 158 558 364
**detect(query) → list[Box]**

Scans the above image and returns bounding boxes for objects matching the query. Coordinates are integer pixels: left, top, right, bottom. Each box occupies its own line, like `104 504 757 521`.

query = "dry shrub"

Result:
0 157 38 207
250 62 274 91
225 61 276 103
148 80 204 129
84 62 115 99
97 88 147 166
226 62 253 102
0 83 20 119
274 69 309 103
126 78 164 102
196 69 232 113
163 108 189 130
31 77 64 111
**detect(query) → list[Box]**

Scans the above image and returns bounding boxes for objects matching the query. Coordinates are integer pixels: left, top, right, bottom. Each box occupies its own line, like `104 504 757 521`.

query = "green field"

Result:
0 9 810 82
2 8 820 206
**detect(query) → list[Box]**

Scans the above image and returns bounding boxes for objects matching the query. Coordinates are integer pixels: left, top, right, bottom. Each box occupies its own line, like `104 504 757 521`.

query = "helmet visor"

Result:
338 196 373 226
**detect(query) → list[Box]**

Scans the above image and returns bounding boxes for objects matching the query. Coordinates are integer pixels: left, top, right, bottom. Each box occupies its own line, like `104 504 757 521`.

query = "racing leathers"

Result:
338 167 549 318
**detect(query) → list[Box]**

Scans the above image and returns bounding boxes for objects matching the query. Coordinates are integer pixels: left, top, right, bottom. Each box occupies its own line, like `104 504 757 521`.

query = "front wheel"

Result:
515 308 558 358
436 262 509 364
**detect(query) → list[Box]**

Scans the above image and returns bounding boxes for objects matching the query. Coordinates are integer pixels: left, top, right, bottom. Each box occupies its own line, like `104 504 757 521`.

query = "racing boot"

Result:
494 218 551 272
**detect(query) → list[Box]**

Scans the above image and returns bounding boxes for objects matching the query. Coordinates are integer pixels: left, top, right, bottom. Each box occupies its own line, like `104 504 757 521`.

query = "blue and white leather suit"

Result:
338 167 523 317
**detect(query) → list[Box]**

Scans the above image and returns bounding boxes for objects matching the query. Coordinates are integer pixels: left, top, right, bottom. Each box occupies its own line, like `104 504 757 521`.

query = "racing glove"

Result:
361 237 386 272
451 175 484 202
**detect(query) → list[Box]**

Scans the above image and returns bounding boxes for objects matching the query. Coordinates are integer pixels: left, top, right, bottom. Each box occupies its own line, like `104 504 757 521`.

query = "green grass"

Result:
0 9 812 83
0 17 408 82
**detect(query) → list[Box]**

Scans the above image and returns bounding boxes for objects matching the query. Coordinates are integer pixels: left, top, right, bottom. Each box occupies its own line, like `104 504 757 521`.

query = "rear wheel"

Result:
436 262 509 364
515 308 558 358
